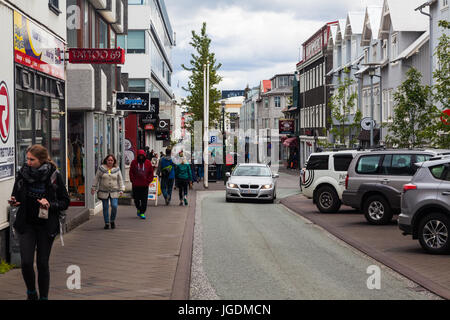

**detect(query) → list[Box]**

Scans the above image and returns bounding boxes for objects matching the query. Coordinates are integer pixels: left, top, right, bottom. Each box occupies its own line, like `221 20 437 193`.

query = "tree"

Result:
326 68 362 148
181 22 222 134
385 68 437 148
430 20 450 148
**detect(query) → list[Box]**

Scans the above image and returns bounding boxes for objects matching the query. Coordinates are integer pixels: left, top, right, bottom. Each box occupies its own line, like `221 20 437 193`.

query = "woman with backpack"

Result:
157 148 175 206
91 154 125 229
175 151 193 206
9 145 70 300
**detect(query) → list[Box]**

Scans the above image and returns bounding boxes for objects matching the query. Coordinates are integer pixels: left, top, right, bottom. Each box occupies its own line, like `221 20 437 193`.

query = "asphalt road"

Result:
190 174 439 300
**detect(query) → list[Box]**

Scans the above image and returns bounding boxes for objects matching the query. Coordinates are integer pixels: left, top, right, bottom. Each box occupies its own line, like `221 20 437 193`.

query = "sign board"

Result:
361 117 376 131
441 109 450 125
116 92 150 112
148 176 159 206
279 119 295 135
144 124 155 130
139 98 160 125
68 48 125 64
14 11 65 80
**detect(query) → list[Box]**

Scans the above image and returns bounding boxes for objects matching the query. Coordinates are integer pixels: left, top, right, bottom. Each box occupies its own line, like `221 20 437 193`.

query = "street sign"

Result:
279 119 295 135
116 92 150 112
68 48 125 64
361 117 376 131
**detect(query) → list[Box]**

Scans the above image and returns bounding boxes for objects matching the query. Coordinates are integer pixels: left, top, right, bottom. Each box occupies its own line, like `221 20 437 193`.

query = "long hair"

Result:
102 154 118 167
27 145 57 168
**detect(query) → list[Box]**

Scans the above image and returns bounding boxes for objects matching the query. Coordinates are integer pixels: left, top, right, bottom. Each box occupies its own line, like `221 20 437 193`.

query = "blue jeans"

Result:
161 178 174 200
102 197 118 224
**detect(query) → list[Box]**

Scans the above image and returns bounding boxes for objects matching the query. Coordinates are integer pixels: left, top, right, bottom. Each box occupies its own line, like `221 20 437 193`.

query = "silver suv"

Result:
399 156 450 254
342 150 438 225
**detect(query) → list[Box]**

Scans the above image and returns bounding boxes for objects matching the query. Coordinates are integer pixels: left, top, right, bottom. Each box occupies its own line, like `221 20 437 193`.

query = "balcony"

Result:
112 0 124 34
98 0 116 24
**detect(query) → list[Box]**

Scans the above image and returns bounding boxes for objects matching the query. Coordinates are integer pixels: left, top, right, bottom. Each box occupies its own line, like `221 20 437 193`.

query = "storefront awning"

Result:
283 137 299 147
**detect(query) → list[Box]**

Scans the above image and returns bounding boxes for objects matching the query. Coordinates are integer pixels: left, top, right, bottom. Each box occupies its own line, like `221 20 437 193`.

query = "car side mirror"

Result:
273 174 279 179
226 172 231 177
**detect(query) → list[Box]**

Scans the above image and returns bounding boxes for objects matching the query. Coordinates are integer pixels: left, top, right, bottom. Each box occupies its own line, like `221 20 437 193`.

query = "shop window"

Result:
99 18 108 49
68 112 86 205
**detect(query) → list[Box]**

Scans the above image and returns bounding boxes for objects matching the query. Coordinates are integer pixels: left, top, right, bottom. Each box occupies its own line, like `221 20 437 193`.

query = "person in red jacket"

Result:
129 150 154 219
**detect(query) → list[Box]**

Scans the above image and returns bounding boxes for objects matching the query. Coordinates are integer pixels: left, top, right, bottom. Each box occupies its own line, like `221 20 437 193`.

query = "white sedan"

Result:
225 164 279 203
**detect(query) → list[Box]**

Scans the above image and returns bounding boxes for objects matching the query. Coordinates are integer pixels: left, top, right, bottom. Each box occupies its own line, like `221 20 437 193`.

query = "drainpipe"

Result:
416 2 433 87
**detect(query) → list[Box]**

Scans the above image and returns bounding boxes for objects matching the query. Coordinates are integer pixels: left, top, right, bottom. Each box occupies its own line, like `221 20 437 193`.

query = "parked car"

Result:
300 150 360 213
399 156 450 254
225 163 279 203
342 150 444 225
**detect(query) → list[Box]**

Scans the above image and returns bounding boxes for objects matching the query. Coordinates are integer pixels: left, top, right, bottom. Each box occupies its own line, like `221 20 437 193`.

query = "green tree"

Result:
430 20 450 148
181 22 222 134
327 68 362 148
385 68 437 148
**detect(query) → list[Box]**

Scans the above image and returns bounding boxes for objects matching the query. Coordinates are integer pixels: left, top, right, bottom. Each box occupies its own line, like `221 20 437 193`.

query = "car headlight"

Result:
228 183 238 188
262 184 273 189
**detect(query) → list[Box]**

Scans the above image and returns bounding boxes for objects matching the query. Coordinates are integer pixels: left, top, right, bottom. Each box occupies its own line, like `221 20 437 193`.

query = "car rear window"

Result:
430 164 450 180
306 155 329 170
356 155 382 174
333 154 354 171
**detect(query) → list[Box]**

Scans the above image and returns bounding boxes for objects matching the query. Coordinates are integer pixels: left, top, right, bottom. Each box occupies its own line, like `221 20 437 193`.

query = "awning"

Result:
326 68 337 77
393 30 429 62
355 66 369 75
351 54 364 66
358 129 380 141
283 137 299 147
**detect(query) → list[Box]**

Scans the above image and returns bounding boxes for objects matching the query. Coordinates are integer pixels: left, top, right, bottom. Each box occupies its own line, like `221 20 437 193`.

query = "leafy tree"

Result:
326 68 362 148
430 20 450 148
181 22 222 134
385 68 437 148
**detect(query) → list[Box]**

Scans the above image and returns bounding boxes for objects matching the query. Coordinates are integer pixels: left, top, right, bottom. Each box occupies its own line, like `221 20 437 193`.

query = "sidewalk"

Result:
0 182 224 300
281 194 450 300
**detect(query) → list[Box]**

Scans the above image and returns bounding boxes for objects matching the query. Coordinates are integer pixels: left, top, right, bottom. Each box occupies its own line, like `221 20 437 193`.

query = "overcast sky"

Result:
164 0 384 98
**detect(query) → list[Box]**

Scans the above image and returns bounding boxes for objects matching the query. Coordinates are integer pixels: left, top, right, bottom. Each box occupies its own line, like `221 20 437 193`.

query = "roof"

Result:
345 11 365 38
329 24 339 46
393 30 429 62
379 0 428 37
262 80 271 93
361 5 383 46
337 19 347 40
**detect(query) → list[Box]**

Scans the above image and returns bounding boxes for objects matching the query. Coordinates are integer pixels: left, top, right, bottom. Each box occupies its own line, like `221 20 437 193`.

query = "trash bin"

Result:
8 206 20 266
208 165 217 182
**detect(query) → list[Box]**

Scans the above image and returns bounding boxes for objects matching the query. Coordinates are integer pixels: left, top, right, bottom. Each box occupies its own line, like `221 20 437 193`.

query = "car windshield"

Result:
233 166 272 177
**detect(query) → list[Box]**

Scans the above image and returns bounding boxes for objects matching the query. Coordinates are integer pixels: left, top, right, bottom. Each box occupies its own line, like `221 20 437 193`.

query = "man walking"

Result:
130 150 154 219
157 148 175 205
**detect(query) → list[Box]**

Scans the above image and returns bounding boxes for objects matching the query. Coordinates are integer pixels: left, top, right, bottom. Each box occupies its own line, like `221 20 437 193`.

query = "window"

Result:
389 155 414 176
391 33 398 61
356 155 382 174
275 96 281 108
129 0 144 4
443 0 449 8
128 79 146 92
49 0 61 15
306 155 329 170
372 43 377 62
99 18 108 49
382 39 387 60
334 154 354 171
127 30 145 53
264 98 269 108
364 48 369 64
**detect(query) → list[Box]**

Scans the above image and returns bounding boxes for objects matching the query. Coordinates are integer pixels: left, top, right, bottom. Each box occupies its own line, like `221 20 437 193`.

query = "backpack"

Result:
161 159 173 178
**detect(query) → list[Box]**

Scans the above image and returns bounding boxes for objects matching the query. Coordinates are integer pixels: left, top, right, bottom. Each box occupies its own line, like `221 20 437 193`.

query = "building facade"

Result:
0 0 67 260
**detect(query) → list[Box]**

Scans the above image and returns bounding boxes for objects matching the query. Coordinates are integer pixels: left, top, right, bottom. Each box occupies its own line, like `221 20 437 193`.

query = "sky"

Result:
164 0 384 99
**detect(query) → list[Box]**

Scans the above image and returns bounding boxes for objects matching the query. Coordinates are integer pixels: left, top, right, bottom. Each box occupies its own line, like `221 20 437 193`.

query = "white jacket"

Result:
92 165 125 200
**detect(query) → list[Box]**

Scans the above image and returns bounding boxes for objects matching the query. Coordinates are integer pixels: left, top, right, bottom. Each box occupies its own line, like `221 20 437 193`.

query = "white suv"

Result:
301 150 360 213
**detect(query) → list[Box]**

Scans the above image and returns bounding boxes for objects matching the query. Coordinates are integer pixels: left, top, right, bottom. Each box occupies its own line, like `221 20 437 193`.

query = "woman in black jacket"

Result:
9 145 70 300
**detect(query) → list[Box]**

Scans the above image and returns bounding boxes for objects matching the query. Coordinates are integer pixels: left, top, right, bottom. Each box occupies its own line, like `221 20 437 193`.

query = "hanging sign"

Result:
140 98 160 125
116 92 150 111
68 48 125 64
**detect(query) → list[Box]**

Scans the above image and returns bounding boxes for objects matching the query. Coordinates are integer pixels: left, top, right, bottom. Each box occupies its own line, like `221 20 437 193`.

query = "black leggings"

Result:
176 179 189 200
19 224 55 298
132 186 149 214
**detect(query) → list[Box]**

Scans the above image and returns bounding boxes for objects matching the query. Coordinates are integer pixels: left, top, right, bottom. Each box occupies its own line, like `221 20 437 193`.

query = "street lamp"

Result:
221 101 226 185
364 63 382 148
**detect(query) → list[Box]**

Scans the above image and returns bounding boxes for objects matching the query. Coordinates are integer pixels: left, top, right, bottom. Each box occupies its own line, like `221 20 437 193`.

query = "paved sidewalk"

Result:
281 194 450 300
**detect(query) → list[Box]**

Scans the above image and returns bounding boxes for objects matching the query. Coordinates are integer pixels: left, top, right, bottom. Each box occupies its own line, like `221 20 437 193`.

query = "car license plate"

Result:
242 189 257 195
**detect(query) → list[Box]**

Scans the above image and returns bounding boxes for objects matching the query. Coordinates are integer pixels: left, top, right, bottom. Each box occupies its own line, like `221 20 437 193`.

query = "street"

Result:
190 173 440 300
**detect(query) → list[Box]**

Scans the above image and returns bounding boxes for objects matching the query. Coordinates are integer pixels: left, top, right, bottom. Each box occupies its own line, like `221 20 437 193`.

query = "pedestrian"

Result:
9 145 70 300
175 151 192 206
151 153 159 168
91 154 125 230
129 150 154 219
144 146 152 161
157 148 175 205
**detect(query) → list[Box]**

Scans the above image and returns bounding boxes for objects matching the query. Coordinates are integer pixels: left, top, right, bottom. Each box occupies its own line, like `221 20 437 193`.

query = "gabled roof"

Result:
336 19 347 41
328 24 339 48
379 0 428 38
345 11 365 38
361 5 383 46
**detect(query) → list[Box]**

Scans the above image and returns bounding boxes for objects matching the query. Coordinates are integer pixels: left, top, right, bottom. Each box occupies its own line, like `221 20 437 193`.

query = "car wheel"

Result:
418 213 450 254
273 189 277 200
316 186 341 213
363 195 393 225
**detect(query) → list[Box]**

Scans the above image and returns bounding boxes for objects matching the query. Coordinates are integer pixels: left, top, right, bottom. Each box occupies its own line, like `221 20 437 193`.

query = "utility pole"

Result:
203 61 209 189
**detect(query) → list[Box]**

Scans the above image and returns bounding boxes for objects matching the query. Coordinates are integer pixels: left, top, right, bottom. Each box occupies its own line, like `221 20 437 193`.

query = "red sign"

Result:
69 48 125 64
145 124 155 130
441 109 450 125
0 82 10 143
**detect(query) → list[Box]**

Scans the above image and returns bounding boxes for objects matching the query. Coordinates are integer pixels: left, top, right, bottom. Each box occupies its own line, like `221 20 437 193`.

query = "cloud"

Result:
165 0 384 98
